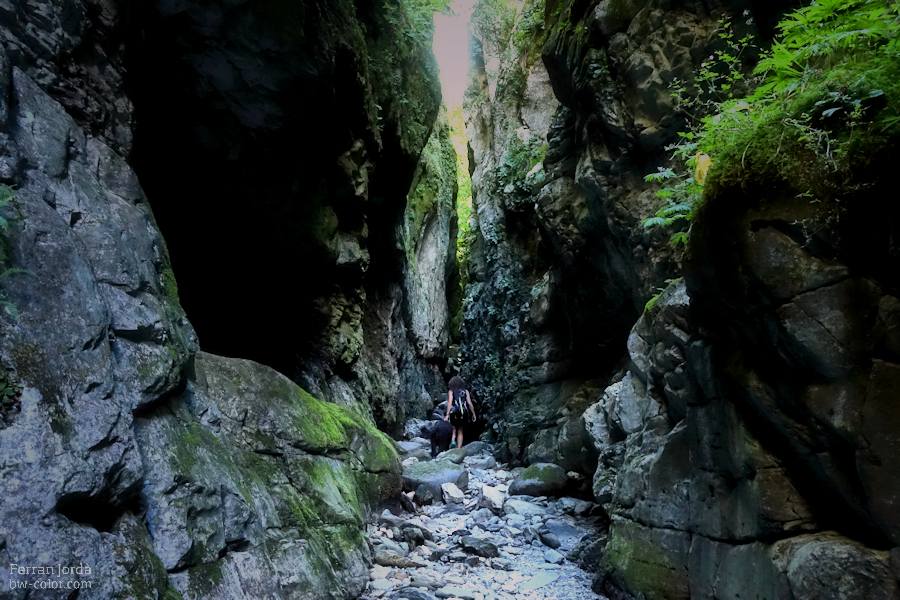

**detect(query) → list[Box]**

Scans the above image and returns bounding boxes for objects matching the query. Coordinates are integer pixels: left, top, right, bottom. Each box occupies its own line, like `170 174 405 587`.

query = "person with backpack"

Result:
444 375 476 449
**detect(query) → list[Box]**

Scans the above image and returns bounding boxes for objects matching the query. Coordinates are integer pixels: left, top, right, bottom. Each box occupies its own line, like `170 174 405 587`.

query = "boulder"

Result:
461 535 500 558
438 447 468 464
479 485 506 513
774 533 900 600
508 463 568 497
471 507 494 523
464 441 491 455
414 484 435 505
434 585 478 599
466 455 498 470
402 526 426 548
133 353 399 596
539 531 562 549
544 548 565 564
441 482 466 504
502 499 548 519
405 418 433 440
403 460 469 501
409 569 444 590
398 440 426 454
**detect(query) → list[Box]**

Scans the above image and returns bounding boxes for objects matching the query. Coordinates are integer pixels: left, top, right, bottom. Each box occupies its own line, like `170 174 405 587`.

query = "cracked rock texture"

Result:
459 0 900 599
0 1 444 598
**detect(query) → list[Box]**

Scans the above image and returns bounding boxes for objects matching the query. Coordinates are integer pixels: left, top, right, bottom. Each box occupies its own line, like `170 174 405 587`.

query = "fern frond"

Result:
670 231 690 245
0 268 34 279
659 203 692 217
642 216 671 228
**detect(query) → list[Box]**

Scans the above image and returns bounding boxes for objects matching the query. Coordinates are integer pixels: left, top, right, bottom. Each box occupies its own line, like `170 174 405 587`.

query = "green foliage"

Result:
449 105 473 267
752 0 900 97
698 0 900 196
513 0 547 63
669 19 761 124
643 142 703 246
471 0 518 56
0 366 23 414
371 0 443 151
0 185 33 319
385 0 454 48
497 135 547 195
642 19 758 246
405 109 457 272
471 0 546 66
642 135 705 245
0 185 12 234
645 1 900 246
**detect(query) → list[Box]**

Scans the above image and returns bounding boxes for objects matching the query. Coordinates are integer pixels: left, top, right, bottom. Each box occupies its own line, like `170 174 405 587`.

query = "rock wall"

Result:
120 0 457 436
460 0 900 598
0 0 453 597
459 0 723 468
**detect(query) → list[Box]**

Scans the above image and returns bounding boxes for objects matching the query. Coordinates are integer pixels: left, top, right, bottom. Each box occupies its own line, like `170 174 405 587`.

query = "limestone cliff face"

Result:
461 0 900 598
0 1 451 598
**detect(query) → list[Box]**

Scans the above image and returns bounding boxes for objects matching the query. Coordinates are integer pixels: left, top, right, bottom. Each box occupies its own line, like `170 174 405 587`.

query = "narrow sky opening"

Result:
433 0 477 109
432 1 476 248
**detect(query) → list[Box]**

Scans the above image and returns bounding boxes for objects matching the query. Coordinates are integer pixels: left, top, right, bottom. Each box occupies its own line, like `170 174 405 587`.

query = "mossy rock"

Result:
508 462 568 496
603 517 691 600
135 351 402 595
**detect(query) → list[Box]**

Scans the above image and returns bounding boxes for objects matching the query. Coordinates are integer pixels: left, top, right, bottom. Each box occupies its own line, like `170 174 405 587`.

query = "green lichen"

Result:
161 267 180 305
368 428 401 470
9 342 71 434
521 463 563 485
405 106 457 268
161 588 186 600
604 520 690 599
290 386 363 450
185 560 225 596
165 417 225 475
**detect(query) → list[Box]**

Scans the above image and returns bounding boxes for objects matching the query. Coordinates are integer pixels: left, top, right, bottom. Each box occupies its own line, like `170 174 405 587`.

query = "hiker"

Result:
444 375 476 449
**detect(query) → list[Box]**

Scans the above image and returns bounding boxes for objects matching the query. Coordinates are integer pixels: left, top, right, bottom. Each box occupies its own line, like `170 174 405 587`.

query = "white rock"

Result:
370 565 391 580
442 482 466 504
519 572 559 591
543 548 564 564
371 578 395 591
435 585 478 599
502 499 547 518
479 485 506 513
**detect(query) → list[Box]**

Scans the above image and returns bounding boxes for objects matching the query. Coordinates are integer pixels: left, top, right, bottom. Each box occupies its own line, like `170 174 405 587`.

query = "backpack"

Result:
451 389 467 415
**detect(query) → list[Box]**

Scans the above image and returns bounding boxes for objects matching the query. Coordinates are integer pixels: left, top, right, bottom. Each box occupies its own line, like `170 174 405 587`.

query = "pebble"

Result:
371 579 395 591
520 572 559 592
543 549 564 564
359 447 602 600
435 586 478 599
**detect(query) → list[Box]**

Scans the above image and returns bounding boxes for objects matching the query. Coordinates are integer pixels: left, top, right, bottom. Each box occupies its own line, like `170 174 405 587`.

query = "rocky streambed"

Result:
357 434 608 600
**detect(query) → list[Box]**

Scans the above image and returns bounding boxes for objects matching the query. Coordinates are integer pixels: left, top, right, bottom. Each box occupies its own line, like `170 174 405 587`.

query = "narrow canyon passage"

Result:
0 1 899 599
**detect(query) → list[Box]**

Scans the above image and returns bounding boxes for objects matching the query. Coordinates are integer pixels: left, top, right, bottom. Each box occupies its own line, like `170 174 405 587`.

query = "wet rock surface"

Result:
0 2 450 597
362 442 606 600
